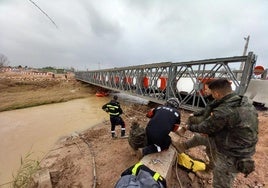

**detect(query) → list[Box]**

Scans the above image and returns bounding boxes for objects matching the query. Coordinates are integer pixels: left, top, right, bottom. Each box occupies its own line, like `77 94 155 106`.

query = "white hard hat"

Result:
166 98 180 109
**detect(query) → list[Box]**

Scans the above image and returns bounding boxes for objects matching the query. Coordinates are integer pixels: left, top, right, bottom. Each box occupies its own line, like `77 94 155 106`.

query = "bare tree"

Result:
0 54 9 68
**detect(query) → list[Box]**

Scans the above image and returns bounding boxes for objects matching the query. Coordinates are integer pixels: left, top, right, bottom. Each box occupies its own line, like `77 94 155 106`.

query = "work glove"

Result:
172 124 180 132
187 115 205 125
146 108 154 118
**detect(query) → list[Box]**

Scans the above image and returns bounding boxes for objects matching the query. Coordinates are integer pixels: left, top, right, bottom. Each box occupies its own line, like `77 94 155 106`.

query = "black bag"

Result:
236 158 255 177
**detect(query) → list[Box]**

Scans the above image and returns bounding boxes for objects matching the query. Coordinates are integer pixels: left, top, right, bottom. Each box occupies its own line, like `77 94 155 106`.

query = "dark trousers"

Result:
110 116 126 137
142 134 171 156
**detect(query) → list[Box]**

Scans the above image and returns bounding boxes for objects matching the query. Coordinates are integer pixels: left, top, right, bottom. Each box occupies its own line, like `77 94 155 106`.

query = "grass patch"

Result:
12 152 40 188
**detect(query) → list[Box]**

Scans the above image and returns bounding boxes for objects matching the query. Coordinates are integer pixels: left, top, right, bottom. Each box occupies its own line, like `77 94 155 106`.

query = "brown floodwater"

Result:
0 96 110 186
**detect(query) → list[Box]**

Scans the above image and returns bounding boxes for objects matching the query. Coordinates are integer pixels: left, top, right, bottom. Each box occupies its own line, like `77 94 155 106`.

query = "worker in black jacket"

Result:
102 95 126 138
141 98 181 156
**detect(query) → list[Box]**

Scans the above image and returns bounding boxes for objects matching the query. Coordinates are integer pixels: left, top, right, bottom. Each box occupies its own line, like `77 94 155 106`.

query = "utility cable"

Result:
174 150 183 188
76 132 97 188
28 0 58 29
207 137 216 168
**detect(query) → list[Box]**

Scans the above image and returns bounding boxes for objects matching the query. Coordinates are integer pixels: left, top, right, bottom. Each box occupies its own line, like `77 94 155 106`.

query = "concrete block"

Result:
140 145 176 186
244 79 268 107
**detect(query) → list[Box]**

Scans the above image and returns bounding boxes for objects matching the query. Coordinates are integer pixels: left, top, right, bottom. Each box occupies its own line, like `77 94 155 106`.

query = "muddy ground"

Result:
1 72 267 188
38 106 267 188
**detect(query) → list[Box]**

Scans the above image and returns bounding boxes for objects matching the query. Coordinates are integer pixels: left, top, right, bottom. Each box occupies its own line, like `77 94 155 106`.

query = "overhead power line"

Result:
28 0 58 29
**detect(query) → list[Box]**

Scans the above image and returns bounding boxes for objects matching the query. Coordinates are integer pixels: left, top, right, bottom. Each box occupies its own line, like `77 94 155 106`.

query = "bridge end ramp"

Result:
244 79 268 107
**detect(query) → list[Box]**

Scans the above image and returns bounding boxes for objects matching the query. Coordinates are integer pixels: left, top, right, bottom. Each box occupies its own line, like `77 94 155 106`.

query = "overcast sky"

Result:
0 0 267 71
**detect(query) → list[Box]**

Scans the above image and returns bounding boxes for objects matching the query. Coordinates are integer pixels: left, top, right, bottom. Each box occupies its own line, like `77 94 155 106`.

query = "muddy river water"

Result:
0 96 110 185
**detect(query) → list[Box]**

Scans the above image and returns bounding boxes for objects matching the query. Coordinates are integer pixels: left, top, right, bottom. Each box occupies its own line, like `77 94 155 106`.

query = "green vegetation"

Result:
39 66 70 74
12 152 40 188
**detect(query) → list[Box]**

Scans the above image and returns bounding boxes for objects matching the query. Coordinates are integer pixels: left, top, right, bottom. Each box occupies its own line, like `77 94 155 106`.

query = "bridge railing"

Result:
75 52 257 111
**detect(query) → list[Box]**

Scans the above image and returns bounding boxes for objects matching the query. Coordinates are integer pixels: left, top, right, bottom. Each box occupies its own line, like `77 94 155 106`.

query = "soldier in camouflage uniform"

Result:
184 78 258 188
173 81 218 169
188 81 215 125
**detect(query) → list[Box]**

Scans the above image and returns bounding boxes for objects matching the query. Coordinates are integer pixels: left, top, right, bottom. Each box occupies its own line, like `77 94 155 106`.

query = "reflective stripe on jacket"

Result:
102 99 123 117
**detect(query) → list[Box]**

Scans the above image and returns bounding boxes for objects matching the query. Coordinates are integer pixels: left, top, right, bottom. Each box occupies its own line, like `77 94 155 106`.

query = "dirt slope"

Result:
38 106 267 188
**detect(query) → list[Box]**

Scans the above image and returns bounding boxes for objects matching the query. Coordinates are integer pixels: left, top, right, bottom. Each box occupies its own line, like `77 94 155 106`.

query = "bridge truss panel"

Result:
75 52 257 111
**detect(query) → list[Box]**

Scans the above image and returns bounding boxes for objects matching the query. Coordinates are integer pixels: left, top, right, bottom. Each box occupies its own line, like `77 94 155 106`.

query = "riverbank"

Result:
0 72 96 112
0 72 267 188
33 109 268 188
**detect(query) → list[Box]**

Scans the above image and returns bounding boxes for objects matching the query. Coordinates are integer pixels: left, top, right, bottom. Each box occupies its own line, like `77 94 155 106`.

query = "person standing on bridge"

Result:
136 98 181 158
102 95 126 139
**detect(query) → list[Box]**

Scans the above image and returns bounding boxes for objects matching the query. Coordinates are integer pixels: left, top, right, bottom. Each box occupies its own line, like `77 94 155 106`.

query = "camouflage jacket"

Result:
188 93 258 158
188 95 219 125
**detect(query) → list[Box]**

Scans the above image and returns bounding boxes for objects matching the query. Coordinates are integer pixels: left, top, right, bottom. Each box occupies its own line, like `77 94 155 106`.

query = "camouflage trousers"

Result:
184 133 217 168
185 134 239 187
213 151 239 188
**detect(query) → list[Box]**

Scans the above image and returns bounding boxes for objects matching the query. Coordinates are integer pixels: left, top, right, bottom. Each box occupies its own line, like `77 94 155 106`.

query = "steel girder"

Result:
75 52 257 111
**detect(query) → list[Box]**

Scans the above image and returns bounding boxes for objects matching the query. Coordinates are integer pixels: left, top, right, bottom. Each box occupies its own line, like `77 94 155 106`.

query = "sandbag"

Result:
128 121 147 150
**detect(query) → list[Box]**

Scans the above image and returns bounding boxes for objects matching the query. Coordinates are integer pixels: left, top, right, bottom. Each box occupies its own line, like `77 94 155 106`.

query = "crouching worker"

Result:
137 98 181 158
114 162 167 188
102 95 126 138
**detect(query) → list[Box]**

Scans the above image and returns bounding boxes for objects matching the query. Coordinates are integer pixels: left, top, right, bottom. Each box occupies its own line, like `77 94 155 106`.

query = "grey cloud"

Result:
0 0 267 70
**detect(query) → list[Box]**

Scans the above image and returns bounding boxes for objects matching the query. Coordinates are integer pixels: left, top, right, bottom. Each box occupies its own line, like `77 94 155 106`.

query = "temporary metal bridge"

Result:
75 52 257 111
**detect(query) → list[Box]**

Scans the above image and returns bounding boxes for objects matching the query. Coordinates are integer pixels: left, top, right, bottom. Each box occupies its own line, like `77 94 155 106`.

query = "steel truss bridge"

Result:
75 52 257 111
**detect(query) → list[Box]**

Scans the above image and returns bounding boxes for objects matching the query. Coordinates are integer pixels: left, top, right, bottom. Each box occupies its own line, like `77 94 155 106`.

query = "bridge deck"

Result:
75 52 260 111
